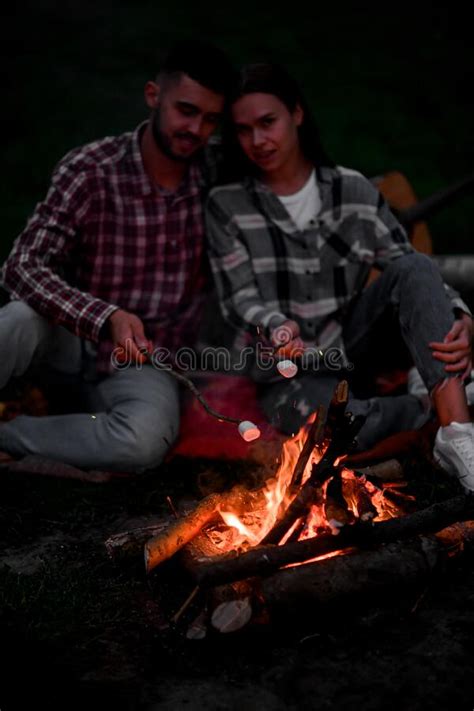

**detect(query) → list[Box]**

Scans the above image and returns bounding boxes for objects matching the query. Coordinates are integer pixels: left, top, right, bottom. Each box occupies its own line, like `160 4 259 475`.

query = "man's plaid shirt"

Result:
1 123 210 372
206 165 468 358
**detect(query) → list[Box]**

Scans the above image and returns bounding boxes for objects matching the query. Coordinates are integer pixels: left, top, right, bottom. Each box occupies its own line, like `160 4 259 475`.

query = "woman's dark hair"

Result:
222 63 334 180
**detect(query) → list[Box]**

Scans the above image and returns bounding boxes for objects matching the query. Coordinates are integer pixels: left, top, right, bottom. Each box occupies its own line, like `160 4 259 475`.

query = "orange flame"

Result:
216 415 404 557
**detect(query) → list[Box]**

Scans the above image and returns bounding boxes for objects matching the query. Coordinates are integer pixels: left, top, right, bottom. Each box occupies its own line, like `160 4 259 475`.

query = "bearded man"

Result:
0 40 235 472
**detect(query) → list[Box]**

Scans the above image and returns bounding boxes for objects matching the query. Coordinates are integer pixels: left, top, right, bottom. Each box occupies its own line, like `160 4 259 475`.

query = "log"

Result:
145 485 253 573
341 475 377 522
260 390 365 546
353 459 404 482
180 527 256 634
191 494 474 587
290 405 326 489
105 518 173 562
261 521 474 615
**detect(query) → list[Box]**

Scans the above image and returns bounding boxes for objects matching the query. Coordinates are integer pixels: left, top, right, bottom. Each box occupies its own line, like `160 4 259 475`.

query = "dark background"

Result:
2 1 473 263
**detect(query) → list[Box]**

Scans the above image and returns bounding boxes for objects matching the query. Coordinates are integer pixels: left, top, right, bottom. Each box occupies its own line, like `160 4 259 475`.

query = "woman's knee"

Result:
388 252 438 280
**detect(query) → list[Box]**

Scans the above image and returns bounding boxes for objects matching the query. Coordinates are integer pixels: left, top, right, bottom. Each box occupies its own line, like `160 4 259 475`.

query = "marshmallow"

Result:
238 420 261 441
277 359 298 378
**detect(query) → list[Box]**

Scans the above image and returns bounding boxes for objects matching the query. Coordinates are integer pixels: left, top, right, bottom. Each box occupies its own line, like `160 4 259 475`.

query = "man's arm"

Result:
1 158 118 342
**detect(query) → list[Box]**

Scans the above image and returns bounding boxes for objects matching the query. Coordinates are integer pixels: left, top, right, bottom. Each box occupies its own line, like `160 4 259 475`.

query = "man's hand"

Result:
270 319 305 359
430 313 473 380
108 309 153 364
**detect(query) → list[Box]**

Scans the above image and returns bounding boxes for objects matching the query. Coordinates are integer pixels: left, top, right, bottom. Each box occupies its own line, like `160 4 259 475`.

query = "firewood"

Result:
341 475 378 522
211 596 253 633
105 518 173 562
145 485 254 573
261 520 474 614
354 459 404 481
290 404 326 489
191 494 474 587
261 381 366 546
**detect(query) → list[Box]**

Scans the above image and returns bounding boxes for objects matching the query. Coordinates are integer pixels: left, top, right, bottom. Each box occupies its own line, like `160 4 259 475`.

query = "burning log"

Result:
190 494 474 588
145 486 254 573
105 519 172 562
179 525 257 635
341 473 378 522
261 520 474 615
354 459 404 482
261 381 365 545
289 405 326 489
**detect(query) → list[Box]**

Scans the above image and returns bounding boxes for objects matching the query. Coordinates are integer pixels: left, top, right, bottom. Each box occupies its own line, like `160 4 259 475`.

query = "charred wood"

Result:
192 494 474 587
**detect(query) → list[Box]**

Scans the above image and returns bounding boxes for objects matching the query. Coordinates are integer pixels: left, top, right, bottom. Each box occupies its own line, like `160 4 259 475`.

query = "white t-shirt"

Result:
277 170 321 231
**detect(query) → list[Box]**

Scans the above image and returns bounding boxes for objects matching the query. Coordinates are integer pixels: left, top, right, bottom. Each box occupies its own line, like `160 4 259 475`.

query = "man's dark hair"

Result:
159 40 236 96
222 62 334 179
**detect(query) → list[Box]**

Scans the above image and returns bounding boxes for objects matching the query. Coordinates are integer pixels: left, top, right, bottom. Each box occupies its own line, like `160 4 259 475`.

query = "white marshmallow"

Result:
238 420 261 441
277 359 298 378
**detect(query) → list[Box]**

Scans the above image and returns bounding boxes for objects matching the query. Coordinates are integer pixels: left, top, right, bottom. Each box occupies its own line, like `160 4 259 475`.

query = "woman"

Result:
206 63 474 490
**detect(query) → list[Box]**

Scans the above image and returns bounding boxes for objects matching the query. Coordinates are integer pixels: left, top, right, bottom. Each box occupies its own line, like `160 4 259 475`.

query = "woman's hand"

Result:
429 313 473 380
108 309 153 364
270 319 305 358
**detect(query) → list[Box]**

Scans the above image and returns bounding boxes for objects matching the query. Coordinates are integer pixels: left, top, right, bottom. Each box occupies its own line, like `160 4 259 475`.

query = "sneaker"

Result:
433 421 474 493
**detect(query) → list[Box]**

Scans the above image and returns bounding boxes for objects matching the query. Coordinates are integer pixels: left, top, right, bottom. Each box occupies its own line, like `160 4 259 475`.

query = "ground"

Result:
1 453 474 711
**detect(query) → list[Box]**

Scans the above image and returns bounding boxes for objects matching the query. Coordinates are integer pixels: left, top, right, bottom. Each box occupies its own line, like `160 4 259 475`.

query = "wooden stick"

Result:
191 494 474 587
290 405 326 489
353 459 404 481
260 381 363 546
105 519 172 561
144 485 254 573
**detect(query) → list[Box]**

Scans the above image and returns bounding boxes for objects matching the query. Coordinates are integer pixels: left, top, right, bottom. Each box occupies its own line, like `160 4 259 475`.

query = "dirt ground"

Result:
1 455 474 711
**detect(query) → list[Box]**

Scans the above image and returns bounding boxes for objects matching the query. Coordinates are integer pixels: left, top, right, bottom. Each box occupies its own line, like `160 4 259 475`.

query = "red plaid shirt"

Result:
1 123 210 372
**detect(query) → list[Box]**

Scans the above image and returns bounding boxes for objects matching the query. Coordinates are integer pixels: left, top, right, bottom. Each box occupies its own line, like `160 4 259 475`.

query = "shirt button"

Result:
307 321 313 328
306 295 312 300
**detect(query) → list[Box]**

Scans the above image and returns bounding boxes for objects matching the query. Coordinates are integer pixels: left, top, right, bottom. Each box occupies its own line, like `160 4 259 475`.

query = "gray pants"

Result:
260 253 455 449
0 301 179 471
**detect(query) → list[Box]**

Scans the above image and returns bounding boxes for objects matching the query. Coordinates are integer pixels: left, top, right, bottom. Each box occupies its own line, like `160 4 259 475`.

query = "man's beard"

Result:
151 109 202 163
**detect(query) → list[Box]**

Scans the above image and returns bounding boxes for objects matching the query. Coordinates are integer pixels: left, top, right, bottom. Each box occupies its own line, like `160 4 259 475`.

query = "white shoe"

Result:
434 421 474 493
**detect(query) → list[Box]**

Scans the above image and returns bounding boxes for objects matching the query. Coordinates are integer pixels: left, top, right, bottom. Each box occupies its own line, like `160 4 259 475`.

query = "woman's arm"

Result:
205 190 287 336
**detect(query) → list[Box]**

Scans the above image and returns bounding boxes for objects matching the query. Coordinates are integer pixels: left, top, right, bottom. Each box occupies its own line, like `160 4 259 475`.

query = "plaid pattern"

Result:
206 165 468 354
1 123 210 372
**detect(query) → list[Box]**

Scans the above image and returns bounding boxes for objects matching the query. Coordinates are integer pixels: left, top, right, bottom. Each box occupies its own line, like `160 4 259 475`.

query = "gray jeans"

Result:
0 301 179 471
259 253 455 449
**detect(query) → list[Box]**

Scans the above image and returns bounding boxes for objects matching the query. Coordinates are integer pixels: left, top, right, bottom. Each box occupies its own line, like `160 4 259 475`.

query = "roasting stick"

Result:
137 348 261 442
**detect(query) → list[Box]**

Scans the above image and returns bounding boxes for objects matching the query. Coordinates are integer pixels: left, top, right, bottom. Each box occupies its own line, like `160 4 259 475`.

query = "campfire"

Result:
105 380 474 637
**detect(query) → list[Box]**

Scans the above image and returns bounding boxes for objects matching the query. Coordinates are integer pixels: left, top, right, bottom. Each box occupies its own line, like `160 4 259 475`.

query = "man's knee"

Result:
0 300 50 338
112 408 180 471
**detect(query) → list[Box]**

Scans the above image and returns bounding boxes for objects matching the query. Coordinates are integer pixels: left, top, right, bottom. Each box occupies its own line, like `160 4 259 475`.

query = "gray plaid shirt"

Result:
206 165 467 359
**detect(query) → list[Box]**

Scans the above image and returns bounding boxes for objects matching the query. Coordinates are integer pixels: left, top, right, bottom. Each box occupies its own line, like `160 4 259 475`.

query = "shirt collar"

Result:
125 121 205 198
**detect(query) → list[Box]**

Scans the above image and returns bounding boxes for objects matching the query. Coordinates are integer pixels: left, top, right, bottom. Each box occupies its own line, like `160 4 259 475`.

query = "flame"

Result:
219 511 260 546
213 413 405 561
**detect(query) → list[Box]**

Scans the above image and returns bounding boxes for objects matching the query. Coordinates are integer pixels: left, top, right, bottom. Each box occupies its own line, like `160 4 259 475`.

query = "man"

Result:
0 40 234 472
